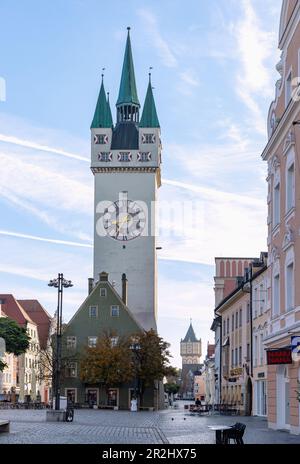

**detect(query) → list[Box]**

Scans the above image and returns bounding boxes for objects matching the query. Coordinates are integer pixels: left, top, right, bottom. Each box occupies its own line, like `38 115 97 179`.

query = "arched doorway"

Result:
245 377 253 416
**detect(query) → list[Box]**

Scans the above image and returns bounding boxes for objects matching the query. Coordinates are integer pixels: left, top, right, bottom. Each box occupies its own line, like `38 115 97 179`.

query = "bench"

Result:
139 407 154 411
0 420 10 433
98 405 115 410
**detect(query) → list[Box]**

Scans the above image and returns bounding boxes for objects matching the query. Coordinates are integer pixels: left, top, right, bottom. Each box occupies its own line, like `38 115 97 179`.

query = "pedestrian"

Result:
130 396 138 412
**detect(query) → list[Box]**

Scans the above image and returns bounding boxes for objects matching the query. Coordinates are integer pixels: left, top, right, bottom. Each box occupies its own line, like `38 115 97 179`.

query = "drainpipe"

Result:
219 316 222 404
122 273 128 305
249 266 253 377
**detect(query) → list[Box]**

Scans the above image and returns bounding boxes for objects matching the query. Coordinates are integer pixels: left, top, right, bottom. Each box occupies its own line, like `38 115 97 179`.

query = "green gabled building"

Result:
61 272 163 410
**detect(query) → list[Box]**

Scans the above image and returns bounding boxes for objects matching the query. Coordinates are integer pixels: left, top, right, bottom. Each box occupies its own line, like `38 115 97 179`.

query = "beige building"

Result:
194 373 205 402
0 295 52 403
261 0 300 434
215 256 267 415
252 261 269 417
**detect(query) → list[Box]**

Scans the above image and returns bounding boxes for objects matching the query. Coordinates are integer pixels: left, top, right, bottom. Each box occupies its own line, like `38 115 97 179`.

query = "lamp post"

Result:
130 342 141 403
48 273 73 410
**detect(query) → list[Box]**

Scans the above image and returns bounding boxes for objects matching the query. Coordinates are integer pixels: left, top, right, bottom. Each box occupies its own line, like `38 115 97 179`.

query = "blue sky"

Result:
0 0 282 367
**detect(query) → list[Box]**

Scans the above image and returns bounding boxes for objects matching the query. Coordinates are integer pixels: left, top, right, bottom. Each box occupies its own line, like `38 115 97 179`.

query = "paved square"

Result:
0 402 299 444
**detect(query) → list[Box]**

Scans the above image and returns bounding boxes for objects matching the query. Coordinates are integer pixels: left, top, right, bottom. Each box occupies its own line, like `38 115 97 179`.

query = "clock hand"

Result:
130 210 140 218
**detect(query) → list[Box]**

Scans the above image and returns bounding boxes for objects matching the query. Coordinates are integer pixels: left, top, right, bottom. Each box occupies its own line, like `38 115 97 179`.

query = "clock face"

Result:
101 199 146 241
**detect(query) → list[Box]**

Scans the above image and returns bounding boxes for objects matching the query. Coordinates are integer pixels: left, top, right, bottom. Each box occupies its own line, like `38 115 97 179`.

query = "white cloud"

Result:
232 0 280 134
137 8 178 68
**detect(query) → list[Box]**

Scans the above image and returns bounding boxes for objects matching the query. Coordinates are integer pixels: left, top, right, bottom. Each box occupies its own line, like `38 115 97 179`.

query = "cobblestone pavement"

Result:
0 402 300 444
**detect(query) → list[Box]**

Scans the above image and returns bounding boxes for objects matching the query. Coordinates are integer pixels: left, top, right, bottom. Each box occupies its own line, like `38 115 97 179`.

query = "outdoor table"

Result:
208 425 232 444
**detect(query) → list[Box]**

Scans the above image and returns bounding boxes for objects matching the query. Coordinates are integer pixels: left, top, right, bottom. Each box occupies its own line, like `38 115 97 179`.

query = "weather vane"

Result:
101 67 105 80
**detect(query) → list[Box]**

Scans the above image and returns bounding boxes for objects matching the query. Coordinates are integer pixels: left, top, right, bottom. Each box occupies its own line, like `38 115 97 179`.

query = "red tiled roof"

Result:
18 300 52 350
0 294 35 326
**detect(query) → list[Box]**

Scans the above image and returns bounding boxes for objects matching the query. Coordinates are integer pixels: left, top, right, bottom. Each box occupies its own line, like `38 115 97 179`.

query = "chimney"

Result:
122 273 128 305
88 278 94 295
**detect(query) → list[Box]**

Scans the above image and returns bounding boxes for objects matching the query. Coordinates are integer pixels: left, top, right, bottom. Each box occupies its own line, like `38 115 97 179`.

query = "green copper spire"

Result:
139 75 160 128
116 28 140 107
91 76 112 129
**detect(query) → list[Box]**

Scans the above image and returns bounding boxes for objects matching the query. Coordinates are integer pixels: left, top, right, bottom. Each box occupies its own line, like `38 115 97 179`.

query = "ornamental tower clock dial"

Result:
90 28 161 331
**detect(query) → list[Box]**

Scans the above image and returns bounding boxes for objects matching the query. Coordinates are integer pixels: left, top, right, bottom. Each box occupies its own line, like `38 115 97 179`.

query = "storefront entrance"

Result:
276 366 290 430
255 380 267 416
86 389 98 406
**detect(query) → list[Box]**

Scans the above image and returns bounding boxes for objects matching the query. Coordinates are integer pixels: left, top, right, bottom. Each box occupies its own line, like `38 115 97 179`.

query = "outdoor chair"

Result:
223 422 246 444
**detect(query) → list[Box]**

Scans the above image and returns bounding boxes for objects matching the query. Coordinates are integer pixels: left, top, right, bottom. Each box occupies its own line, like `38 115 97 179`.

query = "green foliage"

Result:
0 318 30 371
134 329 175 389
164 382 180 395
80 331 135 390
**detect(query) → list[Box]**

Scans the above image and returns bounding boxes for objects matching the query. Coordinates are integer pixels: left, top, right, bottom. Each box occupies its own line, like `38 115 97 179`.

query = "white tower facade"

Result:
90 29 161 331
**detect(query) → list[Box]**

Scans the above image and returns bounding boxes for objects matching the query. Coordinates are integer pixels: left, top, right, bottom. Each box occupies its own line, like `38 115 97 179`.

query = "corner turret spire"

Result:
139 72 160 128
91 73 113 129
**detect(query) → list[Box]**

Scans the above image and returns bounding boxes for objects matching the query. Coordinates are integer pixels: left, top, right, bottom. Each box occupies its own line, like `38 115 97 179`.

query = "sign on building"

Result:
267 349 292 365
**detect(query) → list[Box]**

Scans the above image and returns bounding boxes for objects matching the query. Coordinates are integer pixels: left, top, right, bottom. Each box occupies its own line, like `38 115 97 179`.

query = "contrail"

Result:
0 230 210 266
0 230 93 248
0 134 89 163
0 133 264 207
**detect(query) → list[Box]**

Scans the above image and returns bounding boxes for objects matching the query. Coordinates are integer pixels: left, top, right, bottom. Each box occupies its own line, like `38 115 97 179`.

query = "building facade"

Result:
91 28 161 332
212 257 255 407
262 0 300 434
252 264 270 418
0 295 52 402
215 255 267 415
203 343 215 405
61 272 163 409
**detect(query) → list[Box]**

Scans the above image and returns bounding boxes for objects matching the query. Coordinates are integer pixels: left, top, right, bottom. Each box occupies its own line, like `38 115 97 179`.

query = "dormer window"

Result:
94 134 108 144
137 152 151 162
118 152 132 162
142 134 155 144
98 152 112 162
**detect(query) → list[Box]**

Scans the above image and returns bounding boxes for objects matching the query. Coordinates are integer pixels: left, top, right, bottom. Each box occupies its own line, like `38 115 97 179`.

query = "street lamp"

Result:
48 273 73 411
130 342 141 402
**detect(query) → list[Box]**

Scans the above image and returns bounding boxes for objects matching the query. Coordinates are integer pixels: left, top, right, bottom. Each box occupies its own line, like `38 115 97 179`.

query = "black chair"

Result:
223 422 246 444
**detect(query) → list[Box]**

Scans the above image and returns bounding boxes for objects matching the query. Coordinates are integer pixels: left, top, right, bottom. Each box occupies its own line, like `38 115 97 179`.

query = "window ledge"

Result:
284 207 295 222
272 224 280 236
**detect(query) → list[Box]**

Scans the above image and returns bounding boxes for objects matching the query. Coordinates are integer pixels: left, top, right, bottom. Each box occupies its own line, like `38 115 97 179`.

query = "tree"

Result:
0 318 30 372
164 382 180 395
133 329 176 405
79 331 135 403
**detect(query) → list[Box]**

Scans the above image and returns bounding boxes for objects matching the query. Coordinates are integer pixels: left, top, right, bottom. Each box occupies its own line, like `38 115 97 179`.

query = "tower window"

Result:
88 336 98 348
98 152 113 162
89 306 98 318
111 305 120 317
118 152 132 162
67 336 77 349
138 152 151 162
65 362 77 378
100 288 107 297
142 134 155 144
110 337 119 347
94 134 108 145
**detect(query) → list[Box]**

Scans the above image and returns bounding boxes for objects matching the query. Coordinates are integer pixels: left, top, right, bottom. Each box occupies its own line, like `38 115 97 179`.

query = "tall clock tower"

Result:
90 28 161 331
